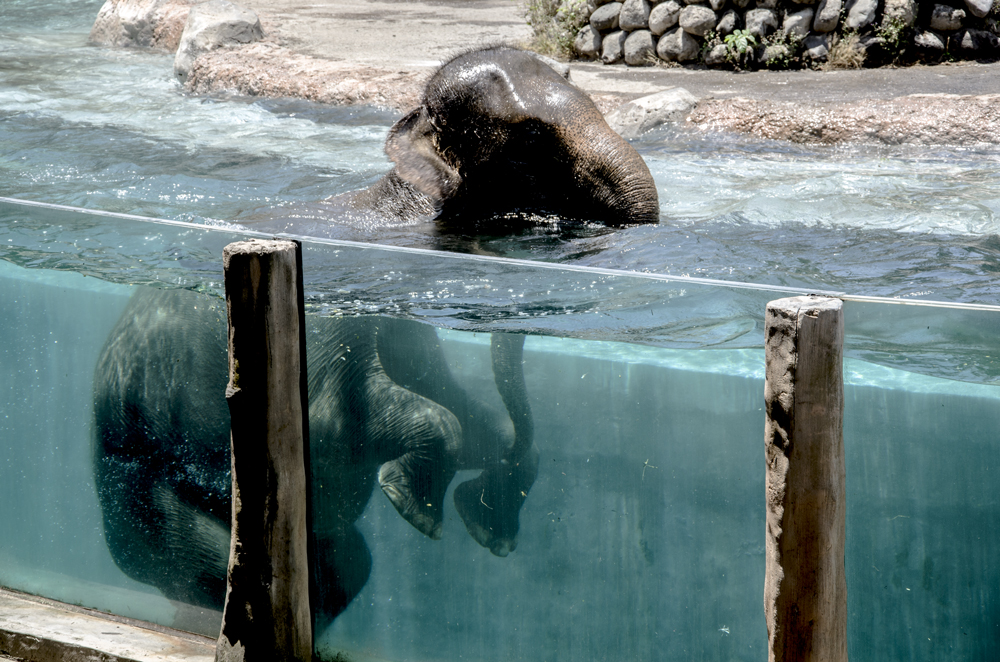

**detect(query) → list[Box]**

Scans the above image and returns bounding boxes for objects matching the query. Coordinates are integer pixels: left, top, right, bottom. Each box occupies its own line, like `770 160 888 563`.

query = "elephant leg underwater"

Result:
373 320 538 557
454 334 538 557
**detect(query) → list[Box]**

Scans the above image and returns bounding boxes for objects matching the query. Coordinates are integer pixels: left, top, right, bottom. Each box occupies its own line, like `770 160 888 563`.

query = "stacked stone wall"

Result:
574 0 1000 68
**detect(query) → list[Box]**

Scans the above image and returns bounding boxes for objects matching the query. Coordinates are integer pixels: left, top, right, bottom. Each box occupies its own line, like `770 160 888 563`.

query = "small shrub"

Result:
875 16 910 64
723 28 758 69
760 29 803 69
523 0 592 59
824 31 866 69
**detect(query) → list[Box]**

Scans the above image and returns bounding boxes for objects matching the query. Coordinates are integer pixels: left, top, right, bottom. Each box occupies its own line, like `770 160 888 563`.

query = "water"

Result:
2 2 1000 661
2 0 999 304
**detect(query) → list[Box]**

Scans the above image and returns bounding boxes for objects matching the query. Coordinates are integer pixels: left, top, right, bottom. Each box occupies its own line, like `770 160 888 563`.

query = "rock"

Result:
882 0 917 27
930 4 966 31
624 30 656 65
601 29 628 63
858 33 885 60
704 42 730 65
605 87 699 137
957 28 1000 52
679 5 717 36
964 0 993 18
715 9 738 36
708 0 726 10
760 43 791 67
591 2 623 31
732 0 752 8
812 0 842 32
648 0 682 35
803 33 830 60
575 25 603 58
783 8 814 38
745 8 778 39
791 0 819 4
90 0 193 51
914 30 946 53
533 53 572 79
844 0 877 30
174 0 264 84
655 26 701 61
620 0 652 31
756 0 780 8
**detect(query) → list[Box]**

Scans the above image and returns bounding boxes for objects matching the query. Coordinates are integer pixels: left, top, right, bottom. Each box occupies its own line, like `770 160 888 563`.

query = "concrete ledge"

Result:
0 589 214 662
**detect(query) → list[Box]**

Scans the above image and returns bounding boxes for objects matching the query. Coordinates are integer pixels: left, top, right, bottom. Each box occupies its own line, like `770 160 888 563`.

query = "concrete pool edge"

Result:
0 589 215 662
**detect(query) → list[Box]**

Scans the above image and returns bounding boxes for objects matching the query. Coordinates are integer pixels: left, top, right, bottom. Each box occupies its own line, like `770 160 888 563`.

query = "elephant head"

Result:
350 46 660 228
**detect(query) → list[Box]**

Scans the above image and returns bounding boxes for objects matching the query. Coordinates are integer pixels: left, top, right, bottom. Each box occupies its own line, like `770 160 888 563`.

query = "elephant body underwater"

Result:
93 287 536 624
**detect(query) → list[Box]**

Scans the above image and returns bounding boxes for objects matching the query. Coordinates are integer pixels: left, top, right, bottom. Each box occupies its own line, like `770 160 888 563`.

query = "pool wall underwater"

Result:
1 198 999 661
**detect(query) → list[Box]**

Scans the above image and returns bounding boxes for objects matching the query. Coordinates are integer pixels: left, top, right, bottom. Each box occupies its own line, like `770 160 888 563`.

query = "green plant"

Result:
875 15 908 63
724 28 757 55
824 30 866 69
523 0 592 59
760 29 803 69
722 28 758 70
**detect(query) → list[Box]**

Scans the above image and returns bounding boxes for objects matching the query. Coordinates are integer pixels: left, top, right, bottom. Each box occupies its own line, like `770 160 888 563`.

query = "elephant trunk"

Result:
491 333 533 460
453 332 538 557
570 120 660 226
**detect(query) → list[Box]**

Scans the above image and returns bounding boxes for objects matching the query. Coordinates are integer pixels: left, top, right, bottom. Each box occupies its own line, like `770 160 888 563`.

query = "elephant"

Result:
93 286 536 626
243 46 659 240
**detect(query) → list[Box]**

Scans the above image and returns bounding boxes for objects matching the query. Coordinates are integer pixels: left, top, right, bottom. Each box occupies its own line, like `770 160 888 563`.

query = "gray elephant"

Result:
245 46 659 238
93 287 534 625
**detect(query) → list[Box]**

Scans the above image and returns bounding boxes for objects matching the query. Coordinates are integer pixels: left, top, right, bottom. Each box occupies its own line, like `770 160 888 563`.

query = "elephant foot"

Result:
454 453 537 557
378 458 452 540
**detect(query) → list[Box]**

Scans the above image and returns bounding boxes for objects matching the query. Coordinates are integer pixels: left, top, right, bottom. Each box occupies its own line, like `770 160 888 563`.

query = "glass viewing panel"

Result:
1 197 998 661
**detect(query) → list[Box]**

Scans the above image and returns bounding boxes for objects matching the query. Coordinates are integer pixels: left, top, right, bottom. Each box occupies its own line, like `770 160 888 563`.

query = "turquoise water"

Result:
2 0 999 304
0 204 998 662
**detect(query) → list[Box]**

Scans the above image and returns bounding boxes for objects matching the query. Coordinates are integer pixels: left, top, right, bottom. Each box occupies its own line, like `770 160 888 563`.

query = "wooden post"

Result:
216 239 312 662
764 296 847 662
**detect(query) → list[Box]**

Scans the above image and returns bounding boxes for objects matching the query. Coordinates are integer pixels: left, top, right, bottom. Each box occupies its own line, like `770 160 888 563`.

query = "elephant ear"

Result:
385 108 461 204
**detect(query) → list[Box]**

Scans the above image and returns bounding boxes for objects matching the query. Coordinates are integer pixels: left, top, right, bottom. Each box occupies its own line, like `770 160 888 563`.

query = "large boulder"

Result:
591 2 623 31
844 0 877 30
679 4 717 36
964 0 993 18
956 28 1000 53
704 42 729 65
656 26 700 61
605 87 699 137
648 0 682 35
174 0 264 84
624 29 657 65
803 33 830 60
812 0 842 32
783 7 815 38
914 30 946 53
715 9 738 36
89 0 193 51
601 29 629 63
929 4 966 31
745 8 778 39
575 25 603 58
619 0 652 31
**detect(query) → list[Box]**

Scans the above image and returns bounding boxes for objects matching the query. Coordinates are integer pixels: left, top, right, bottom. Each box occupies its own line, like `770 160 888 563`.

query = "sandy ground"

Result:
187 0 1000 142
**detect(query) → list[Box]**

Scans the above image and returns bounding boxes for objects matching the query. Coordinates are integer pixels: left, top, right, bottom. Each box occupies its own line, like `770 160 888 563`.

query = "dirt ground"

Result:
196 0 1000 142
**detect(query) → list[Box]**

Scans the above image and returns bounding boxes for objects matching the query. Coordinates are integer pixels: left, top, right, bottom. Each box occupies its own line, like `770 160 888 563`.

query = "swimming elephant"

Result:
93 286 535 624
350 46 659 227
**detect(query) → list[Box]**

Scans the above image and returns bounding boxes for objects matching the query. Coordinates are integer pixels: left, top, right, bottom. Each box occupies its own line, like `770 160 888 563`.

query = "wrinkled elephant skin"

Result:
93 287 534 623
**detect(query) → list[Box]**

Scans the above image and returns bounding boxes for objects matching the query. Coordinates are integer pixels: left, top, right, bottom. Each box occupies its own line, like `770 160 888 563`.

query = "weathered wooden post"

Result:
216 239 312 662
764 296 847 662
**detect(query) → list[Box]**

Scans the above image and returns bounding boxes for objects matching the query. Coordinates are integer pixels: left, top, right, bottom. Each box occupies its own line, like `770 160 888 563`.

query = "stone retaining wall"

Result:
574 0 1000 68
